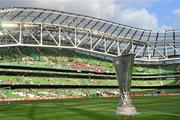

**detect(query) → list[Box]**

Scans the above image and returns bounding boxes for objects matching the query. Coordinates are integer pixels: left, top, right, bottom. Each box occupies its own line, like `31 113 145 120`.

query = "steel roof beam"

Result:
59 16 70 25
20 11 34 21
152 32 159 57
103 24 113 33
127 30 138 53
32 12 44 22
83 19 93 29
75 18 85 27
90 21 100 30
173 31 176 55
10 11 24 21
142 32 151 57
97 22 106 32
51 14 62 24
41 13 53 22
67 17 79 26
133 31 145 53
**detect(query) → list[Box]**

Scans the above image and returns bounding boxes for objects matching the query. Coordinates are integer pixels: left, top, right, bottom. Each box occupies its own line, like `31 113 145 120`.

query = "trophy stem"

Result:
113 54 139 115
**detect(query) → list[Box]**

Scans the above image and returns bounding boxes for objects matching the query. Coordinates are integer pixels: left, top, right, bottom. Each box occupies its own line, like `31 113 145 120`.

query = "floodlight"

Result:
24 24 39 27
1 22 18 28
0 31 3 36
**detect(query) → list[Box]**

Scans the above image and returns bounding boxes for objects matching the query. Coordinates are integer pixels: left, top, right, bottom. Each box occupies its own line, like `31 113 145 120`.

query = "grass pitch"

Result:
0 96 180 120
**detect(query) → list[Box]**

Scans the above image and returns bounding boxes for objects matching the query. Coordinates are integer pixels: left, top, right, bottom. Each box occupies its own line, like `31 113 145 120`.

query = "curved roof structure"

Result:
0 7 179 63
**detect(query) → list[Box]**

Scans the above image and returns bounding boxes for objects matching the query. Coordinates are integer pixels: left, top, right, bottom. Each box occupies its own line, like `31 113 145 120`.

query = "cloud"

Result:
173 8 180 24
115 8 157 29
34 0 117 19
160 25 173 30
0 0 158 29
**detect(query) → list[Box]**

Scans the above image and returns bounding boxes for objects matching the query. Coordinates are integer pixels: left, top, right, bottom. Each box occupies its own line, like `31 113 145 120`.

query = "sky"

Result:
0 0 179 30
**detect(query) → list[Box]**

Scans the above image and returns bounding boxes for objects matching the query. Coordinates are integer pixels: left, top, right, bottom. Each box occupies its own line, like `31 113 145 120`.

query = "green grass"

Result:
0 96 180 120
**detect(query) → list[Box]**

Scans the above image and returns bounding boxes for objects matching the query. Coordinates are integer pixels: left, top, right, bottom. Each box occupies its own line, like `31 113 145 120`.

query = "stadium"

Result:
0 5 180 120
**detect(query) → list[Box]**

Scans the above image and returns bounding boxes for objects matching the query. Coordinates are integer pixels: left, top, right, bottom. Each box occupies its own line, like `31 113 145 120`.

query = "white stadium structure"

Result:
0 7 179 64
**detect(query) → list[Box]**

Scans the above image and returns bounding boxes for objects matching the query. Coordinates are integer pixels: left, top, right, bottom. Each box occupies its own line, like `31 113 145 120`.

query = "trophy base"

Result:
116 106 140 116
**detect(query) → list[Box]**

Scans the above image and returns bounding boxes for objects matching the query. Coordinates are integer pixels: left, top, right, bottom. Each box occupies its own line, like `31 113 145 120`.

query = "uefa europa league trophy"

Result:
113 54 139 115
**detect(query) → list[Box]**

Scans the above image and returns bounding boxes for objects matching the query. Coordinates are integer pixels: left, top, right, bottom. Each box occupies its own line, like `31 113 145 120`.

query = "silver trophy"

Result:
113 54 139 115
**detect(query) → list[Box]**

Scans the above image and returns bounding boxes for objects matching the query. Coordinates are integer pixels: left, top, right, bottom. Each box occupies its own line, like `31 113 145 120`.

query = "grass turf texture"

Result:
0 96 180 120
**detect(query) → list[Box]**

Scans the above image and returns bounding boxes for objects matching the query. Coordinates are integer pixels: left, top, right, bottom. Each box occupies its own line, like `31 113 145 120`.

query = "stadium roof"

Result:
0 7 179 63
